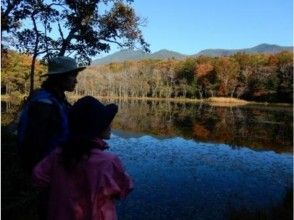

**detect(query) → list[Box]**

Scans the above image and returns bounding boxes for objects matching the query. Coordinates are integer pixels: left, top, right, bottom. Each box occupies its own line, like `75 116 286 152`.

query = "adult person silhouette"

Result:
17 56 86 172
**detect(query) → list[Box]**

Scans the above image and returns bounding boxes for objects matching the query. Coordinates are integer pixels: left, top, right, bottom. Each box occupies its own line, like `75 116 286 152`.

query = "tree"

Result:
195 62 217 98
277 63 293 103
175 58 197 83
174 58 197 97
275 51 293 102
214 57 240 97
233 52 252 70
247 66 279 101
1 0 29 33
2 0 149 94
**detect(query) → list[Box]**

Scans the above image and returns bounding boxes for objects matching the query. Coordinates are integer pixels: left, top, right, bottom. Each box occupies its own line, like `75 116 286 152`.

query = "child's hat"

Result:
69 96 118 138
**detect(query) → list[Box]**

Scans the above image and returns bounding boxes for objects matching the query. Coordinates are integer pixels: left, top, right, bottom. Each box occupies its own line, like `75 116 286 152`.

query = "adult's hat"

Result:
69 96 118 138
41 56 86 77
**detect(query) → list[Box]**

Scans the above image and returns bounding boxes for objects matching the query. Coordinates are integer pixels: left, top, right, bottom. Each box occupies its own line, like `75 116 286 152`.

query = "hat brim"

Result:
104 104 118 127
68 96 118 138
40 66 86 77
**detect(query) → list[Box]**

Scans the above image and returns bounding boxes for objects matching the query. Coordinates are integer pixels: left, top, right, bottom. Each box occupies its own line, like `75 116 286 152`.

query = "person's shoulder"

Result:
29 98 57 114
90 149 120 163
30 89 55 105
36 147 61 167
91 149 117 158
101 151 123 168
47 147 62 159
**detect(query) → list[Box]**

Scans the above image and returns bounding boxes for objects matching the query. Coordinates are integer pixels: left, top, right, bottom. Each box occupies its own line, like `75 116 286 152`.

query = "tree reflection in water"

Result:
2 99 293 153
109 99 292 153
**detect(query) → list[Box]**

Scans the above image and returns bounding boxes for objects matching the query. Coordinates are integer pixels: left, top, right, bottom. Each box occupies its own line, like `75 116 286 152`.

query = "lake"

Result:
2 99 293 220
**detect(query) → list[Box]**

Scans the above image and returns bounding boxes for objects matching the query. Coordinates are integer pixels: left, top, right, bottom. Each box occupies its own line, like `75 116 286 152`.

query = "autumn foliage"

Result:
2 51 293 103
1 51 45 96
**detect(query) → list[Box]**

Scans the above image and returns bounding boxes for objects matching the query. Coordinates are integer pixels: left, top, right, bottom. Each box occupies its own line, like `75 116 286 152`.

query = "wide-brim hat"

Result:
41 56 86 77
69 96 118 138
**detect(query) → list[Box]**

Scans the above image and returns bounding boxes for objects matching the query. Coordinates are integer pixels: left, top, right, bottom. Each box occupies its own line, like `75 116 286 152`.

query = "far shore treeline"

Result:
2 50 293 103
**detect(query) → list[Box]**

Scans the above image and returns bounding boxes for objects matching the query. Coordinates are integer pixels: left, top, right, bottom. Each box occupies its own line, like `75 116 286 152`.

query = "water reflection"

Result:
2 99 293 153
1 99 293 219
109 134 293 220
109 99 292 153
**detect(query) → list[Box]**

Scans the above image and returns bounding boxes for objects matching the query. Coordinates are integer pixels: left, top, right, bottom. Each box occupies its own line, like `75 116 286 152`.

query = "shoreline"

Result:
1 94 293 107
68 95 293 107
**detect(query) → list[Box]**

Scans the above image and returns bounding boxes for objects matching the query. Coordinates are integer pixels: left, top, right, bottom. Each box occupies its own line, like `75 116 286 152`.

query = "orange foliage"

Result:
267 55 278 66
195 63 214 78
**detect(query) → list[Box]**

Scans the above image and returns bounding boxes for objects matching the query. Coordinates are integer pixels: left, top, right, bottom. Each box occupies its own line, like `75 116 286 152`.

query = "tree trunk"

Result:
29 12 39 95
230 87 236 97
30 55 37 95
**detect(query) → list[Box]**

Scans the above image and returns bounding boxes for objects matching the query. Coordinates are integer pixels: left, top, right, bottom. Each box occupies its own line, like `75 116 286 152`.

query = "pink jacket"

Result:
33 140 133 220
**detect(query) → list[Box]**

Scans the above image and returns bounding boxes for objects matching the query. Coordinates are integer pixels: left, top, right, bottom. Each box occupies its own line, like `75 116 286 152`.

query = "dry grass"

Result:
69 95 250 105
204 97 249 106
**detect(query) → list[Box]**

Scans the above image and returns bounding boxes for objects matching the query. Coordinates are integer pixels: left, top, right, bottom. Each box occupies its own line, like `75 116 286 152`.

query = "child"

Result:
33 96 133 220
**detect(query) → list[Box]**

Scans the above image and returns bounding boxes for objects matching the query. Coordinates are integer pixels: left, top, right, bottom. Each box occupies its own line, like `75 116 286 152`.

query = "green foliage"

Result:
2 0 149 65
1 0 29 33
175 58 197 83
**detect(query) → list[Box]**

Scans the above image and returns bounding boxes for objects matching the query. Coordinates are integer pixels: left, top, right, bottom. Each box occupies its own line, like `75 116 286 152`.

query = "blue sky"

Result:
101 0 293 57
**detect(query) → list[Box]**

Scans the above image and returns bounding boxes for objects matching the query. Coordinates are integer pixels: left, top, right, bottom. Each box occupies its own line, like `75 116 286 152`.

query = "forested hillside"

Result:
79 51 293 103
92 49 186 64
93 44 293 64
2 51 293 103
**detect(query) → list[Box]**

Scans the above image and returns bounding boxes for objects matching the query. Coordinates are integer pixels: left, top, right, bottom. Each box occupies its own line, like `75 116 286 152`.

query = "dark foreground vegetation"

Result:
2 126 38 220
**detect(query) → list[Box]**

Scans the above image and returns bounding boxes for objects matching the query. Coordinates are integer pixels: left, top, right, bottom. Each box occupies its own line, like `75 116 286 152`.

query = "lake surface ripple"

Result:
109 134 293 220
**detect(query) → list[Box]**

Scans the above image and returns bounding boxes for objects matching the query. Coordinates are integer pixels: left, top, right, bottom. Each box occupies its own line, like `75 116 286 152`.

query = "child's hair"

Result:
60 136 97 169
60 96 118 169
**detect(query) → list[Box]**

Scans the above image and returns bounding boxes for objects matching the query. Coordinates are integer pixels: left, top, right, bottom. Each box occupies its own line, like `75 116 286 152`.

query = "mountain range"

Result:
92 43 293 65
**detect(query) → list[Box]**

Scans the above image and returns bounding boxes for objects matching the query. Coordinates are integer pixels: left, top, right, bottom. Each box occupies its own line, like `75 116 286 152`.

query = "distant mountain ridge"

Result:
92 43 293 65
197 43 293 56
92 49 186 65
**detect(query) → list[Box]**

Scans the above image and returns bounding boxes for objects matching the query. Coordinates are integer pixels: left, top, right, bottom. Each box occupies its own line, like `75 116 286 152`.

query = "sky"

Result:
99 0 293 57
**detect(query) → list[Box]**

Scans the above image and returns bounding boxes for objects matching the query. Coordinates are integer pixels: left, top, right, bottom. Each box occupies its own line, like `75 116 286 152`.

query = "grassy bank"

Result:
2 94 293 107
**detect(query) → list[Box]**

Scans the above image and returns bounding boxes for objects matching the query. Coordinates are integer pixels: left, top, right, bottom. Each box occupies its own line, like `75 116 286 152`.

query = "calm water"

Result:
107 99 293 153
110 135 292 220
2 99 293 219
2 99 293 153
